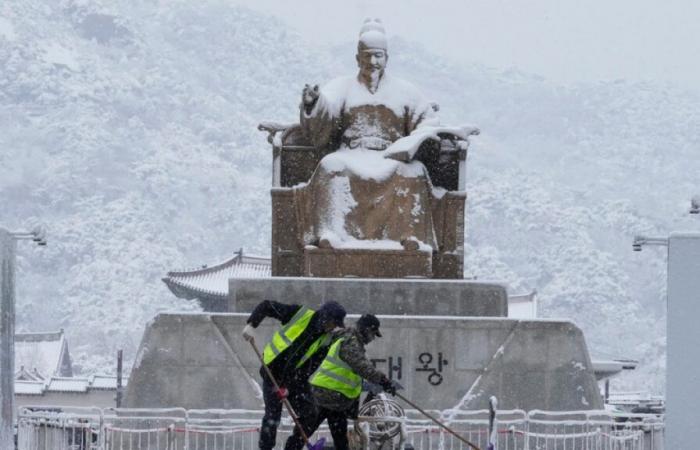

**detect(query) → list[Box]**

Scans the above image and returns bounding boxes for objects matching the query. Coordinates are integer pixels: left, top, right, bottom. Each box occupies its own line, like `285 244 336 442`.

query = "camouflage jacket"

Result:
311 327 388 414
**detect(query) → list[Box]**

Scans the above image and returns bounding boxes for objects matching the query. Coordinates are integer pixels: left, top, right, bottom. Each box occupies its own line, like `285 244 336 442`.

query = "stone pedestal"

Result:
125 313 603 411
228 277 508 317
304 248 433 278
129 276 602 413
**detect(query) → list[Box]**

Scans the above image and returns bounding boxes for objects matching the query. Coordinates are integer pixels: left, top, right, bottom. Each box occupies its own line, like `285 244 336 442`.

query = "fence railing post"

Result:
488 396 497 450
184 409 189 450
98 408 105 450
524 411 530 450
166 424 174 450
397 420 406 450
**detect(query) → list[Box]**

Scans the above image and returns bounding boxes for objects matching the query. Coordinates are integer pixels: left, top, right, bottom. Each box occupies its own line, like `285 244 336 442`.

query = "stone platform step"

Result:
229 276 508 317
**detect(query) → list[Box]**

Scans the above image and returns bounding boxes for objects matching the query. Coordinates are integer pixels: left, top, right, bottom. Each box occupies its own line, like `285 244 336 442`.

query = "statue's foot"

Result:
401 238 419 251
319 238 333 249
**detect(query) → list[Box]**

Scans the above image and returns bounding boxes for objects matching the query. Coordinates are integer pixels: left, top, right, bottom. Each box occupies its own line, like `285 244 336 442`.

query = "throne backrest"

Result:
259 123 321 188
259 123 468 191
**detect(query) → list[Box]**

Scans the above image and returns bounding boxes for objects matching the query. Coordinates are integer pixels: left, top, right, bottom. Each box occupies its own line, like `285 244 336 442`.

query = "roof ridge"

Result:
49 375 86 380
166 254 241 277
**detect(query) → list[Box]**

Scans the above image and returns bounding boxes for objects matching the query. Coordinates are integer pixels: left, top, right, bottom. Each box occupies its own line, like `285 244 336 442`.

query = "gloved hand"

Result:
380 377 397 396
242 324 256 342
363 380 383 395
275 387 289 400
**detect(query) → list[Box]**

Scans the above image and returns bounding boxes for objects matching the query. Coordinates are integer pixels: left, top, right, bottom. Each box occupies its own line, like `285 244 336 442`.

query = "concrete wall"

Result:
1 230 17 450
229 277 508 317
126 314 265 410
125 313 602 412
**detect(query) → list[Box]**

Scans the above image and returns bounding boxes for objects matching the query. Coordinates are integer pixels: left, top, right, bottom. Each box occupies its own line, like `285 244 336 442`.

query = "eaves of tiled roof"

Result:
163 251 271 300
15 375 123 396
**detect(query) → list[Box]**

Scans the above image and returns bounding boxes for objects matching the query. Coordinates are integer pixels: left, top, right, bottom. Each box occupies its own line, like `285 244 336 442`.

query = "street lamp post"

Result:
633 198 700 449
0 227 46 450
690 195 700 214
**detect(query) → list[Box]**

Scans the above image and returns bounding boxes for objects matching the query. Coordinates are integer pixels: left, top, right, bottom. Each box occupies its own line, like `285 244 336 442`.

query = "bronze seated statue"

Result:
258 19 478 279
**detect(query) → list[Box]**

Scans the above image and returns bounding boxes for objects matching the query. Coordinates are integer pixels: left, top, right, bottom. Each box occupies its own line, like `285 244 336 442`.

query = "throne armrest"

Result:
415 128 479 191
259 122 323 187
258 122 299 144
437 131 473 160
258 122 316 149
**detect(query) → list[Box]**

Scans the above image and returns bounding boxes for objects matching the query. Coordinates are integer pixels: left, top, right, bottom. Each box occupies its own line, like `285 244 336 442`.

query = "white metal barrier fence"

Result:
17 406 663 450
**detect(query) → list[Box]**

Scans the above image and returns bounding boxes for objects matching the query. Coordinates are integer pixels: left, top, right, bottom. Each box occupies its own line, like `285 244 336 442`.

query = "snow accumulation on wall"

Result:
2 0 699 393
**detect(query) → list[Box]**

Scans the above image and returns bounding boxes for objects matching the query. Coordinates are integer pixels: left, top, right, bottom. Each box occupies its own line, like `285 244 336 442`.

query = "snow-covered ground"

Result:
2 0 698 394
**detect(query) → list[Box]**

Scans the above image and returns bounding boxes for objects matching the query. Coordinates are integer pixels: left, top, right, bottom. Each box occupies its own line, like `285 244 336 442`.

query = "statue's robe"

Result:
295 74 442 250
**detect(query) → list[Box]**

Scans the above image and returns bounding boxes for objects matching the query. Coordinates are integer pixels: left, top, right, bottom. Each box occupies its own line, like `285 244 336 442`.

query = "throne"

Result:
258 122 473 279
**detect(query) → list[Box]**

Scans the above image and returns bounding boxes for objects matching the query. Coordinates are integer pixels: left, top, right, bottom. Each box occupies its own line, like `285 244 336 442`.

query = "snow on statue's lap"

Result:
320 148 425 181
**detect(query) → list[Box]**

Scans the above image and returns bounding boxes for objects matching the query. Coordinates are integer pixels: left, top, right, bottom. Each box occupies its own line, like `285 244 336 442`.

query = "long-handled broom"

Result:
395 392 482 450
248 338 326 450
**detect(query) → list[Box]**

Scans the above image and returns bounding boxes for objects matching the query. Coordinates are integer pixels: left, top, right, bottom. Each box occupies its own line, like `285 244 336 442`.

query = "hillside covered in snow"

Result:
2 0 699 393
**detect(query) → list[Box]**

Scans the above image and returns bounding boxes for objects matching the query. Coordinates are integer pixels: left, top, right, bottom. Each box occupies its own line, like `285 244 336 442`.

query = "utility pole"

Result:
116 350 123 407
0 227 46 450
633 197 700 449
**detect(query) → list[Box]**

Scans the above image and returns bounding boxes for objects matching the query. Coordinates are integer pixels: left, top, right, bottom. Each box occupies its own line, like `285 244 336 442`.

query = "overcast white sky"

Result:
232 0 700 89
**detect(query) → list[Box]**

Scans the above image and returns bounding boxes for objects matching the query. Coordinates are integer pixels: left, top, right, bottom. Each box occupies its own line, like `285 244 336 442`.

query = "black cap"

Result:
317 301 346 328
357 314 382 337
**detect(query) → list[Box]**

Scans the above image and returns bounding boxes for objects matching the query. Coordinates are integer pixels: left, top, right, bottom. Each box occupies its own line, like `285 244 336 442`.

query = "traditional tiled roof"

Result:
15 380 45 396
47 377 89 393
15 375 123 396
163 250 271 301
90 374 122 390
15 330 72 379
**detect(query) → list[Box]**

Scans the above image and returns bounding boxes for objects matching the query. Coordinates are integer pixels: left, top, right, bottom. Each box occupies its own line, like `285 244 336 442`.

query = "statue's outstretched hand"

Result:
302 84 320 113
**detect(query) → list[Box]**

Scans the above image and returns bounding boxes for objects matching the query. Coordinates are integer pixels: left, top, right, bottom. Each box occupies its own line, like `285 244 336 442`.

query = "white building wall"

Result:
666 232 700 449
15 390 116 419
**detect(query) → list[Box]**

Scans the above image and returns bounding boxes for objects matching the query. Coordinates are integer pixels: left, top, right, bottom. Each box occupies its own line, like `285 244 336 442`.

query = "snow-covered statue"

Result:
260 19 478 279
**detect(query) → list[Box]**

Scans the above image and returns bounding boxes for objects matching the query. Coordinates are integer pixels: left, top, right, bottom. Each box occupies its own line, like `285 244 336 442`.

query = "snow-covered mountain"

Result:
2 0 698 393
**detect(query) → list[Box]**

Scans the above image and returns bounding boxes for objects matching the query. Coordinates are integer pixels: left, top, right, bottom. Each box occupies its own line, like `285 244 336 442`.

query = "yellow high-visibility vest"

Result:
310 337 362 400
296 333 332 368
262 306 327 366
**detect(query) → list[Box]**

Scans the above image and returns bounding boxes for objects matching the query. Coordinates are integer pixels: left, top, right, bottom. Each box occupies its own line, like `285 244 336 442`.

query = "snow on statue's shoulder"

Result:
310 75 355 118
311 74 437 120
345 74 430 116
384 75 428 104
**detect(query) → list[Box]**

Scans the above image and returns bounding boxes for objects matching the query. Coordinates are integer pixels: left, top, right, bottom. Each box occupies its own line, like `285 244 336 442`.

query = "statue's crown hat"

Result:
358 18 387 51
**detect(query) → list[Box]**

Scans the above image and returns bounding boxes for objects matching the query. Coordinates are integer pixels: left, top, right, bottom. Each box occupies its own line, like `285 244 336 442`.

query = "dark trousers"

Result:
284 405 349 450
259 377 314 450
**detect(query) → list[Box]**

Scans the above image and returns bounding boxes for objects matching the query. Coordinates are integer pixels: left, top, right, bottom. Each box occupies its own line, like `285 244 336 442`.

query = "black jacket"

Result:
247 300 331 387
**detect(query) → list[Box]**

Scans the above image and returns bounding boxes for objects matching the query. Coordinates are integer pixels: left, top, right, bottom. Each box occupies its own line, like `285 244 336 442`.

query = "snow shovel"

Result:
248 338 326 450
395 392 482 450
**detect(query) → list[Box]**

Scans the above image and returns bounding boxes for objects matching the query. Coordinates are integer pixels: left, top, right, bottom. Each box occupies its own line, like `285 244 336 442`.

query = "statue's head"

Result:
356 19 388 90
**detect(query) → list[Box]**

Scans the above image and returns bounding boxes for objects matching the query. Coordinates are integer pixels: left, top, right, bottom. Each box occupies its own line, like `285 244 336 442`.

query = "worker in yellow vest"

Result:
243 300 347 450
284 314 398 450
